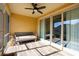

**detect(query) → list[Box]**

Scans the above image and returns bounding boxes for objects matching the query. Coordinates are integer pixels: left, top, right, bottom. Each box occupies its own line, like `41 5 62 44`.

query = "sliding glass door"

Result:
39 15 62 46
52 14 62 46
40 19 45 40
63 7 79 51
45 18 50 41
39 6 79 52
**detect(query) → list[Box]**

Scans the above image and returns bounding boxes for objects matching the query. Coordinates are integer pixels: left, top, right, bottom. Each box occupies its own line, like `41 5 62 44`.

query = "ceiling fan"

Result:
25 3 46 14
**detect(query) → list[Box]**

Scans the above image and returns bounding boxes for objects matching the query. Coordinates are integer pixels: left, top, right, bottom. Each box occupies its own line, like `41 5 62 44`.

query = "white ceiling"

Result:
9 3 66 18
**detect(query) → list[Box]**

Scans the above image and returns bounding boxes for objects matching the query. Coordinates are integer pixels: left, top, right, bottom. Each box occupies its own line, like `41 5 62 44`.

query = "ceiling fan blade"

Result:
37 10 43 14
38 6 46 9
32 3 37 7
25 8 33 10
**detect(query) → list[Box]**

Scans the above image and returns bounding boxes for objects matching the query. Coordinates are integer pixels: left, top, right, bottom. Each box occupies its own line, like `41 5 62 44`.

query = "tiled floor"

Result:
4 44 27 54
36 46 59 56
17 49 41 56
4 41 73 56
26 41 49 49
49 52 64 56
16 41 73 56
17 45 60 56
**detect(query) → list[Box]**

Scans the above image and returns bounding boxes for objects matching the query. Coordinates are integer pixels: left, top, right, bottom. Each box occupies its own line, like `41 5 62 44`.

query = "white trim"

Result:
50 16 53 45
61 13 64 50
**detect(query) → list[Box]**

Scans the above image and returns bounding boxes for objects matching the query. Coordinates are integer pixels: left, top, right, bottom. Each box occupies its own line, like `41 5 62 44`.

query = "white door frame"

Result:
61 13 64 50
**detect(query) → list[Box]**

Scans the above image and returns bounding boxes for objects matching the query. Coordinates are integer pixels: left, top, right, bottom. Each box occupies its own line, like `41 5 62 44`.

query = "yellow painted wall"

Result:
10 13 38 34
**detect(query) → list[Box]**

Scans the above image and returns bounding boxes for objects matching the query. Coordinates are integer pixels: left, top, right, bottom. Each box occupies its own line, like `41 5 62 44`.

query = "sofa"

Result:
14 32 37 43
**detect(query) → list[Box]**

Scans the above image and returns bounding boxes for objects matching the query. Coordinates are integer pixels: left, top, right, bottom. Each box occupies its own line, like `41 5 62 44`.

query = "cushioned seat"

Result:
14 32 37 42
16 35 37 42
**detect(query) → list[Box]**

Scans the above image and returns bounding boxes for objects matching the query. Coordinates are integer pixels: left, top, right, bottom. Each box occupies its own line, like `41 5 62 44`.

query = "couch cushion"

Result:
16 35 37 42
15 32 34 37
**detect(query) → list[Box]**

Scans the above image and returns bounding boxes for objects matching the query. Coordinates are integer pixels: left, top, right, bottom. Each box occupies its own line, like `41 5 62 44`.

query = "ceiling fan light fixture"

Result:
25 3 46 14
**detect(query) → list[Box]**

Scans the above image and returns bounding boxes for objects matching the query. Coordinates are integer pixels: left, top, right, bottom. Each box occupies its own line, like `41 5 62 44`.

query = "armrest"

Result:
34 33 38 37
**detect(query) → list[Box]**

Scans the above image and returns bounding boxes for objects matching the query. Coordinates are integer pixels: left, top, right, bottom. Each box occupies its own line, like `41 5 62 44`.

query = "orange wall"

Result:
10 13 38 34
